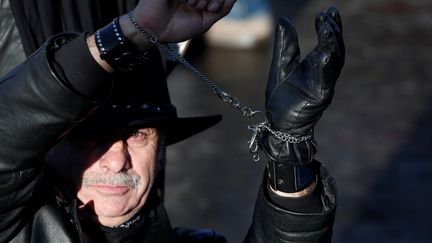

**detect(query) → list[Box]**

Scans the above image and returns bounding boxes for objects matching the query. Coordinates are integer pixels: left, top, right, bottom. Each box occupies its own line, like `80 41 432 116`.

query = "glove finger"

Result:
270 16 301 82
265 17 301 114
324 12 345 58
316 20 345 90
314 11 326 34
318 7 344 59
327 6 343 34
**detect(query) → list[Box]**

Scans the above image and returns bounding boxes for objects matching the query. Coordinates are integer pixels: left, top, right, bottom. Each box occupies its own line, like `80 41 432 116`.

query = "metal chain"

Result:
248 121 313 162
261 122 312 143
128 12 260 119
127 13 313 162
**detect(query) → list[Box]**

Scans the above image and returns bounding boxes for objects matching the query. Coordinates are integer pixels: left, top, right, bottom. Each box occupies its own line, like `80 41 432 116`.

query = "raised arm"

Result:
88 0 235 72
246 6 344 242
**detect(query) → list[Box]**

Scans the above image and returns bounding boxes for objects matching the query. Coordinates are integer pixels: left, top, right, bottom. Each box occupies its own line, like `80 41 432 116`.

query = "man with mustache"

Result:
0 0 343 242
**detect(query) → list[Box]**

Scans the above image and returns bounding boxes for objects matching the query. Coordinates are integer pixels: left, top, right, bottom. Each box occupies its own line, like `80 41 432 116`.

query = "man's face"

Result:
48 126 160 227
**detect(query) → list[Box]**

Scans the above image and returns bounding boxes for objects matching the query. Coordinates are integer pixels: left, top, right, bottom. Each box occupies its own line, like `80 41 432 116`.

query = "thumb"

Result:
269 17 301 83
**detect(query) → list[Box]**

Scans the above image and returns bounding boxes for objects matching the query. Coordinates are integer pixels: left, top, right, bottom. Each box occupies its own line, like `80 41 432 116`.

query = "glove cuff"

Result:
259 130 317 166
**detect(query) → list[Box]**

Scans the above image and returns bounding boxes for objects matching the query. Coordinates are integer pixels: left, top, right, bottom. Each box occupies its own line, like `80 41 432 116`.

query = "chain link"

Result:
248 121 313 161
128 12 259 119
261 122 312 143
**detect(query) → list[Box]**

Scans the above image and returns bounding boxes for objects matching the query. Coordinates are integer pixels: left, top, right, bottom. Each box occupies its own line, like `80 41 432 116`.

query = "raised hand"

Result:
132 0 236 43
265 6 345 137
256 7 344 168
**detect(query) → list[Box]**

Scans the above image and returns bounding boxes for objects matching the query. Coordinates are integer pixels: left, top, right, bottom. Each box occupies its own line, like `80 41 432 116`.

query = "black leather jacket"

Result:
0 34 337 243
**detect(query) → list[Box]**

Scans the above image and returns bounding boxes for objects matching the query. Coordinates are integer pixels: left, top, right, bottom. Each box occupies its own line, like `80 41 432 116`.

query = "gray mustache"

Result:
81 172 141 189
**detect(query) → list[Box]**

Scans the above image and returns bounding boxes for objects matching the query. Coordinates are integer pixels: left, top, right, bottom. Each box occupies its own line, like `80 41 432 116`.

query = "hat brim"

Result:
127 115 222 145
81 103 222 145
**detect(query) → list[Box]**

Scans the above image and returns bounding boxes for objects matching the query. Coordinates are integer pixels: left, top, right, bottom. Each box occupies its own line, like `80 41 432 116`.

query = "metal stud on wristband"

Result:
95 17 148 72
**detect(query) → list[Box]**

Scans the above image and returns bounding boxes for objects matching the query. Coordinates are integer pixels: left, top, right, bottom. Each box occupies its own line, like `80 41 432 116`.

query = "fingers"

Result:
317 7 344 59
196 0 209 10
180 0 225 12
207 0 225 12
327 6 342 33
315 7 345 88
325 7 344 57
270 16 301 82
314 11 326 34
200 0 235 30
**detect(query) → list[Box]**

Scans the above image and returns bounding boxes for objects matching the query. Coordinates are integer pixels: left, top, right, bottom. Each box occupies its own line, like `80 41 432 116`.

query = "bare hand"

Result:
133 0 236 43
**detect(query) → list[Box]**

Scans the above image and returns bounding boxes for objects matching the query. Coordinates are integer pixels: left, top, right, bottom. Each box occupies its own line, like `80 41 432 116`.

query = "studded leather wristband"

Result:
95 17 148 72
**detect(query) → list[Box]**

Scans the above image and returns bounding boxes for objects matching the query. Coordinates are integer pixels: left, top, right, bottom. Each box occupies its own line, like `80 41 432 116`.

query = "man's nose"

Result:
99 140 131 173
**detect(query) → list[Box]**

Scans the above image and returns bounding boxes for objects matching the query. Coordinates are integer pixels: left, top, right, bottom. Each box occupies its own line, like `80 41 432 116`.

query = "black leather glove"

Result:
260 7 345 192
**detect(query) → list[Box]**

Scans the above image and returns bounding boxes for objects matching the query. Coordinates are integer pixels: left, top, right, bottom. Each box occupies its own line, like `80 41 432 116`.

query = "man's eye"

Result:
127 130 148 147
125 128 156 147
129 131 145 139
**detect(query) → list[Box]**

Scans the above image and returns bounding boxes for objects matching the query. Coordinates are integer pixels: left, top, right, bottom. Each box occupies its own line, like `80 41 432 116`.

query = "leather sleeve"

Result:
0 34 109 242
243 165 337 243
0 0 26 76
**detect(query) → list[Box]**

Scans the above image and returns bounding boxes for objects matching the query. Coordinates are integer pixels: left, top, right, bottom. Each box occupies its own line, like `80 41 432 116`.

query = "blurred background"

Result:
164 0 432 242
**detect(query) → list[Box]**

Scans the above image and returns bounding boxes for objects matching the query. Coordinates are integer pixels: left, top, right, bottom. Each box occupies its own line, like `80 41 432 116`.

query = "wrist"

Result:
259 129 317 166
267 176 323 213
268 176 317 198
86 34 113 73
127 10 171 43
92 17 151 72
267 160 319 193
118 14 155 51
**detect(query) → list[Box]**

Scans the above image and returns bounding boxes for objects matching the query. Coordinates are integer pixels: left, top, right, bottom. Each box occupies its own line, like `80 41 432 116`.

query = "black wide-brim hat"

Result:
83 48 221 145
